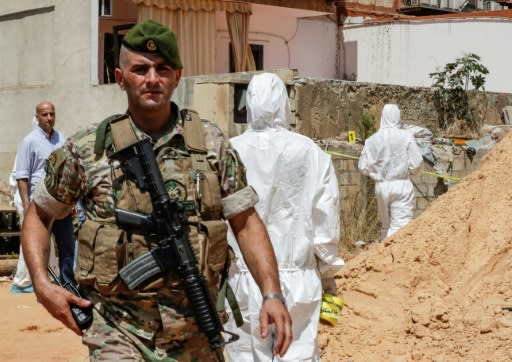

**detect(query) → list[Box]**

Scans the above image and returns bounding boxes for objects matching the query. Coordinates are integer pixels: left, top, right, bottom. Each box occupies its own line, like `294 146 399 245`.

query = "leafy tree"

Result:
429 53 489 130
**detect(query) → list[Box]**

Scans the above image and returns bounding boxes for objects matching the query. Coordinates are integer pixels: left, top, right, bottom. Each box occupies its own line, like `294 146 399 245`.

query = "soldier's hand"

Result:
35 280 92 336
259 298 293 357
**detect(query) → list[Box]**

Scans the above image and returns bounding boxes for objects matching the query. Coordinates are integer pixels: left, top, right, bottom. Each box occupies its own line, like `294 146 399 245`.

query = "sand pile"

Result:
319 132 512 361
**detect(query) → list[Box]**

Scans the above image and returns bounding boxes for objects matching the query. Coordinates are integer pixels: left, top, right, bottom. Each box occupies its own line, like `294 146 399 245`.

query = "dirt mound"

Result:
320 132 512 361
0 281 87 361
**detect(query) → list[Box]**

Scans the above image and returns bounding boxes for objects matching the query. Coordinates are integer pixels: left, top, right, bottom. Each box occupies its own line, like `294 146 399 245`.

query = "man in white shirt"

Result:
12 102 75 293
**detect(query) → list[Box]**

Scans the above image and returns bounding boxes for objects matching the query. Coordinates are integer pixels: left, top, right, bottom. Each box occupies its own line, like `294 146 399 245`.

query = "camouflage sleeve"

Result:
201 121 259 219
33 139 88 220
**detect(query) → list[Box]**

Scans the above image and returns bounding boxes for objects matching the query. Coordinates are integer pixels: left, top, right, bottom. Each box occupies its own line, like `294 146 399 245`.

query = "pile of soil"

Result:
319 132 512 361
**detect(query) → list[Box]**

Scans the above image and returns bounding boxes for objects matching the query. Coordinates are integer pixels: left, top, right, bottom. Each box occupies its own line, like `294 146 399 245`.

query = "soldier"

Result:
21 20 292 360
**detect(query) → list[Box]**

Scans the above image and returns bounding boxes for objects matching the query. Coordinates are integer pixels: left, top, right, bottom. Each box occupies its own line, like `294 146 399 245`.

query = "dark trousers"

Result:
52 214 76 285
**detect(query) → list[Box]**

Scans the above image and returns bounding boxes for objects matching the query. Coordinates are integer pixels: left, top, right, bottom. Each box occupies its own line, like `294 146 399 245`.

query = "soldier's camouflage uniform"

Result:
33 102 259 361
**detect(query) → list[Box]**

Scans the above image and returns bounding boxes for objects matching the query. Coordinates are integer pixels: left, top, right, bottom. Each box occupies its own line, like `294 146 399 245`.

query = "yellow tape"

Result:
325 150 360 161
324 150 461 182
421 170 460 182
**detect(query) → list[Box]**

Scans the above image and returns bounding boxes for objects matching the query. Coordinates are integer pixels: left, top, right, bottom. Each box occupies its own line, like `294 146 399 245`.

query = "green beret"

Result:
122 19 183 69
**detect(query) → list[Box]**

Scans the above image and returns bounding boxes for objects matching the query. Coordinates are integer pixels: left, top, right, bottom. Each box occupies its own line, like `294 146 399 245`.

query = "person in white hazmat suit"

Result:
225 72 344 361
358 103 423 240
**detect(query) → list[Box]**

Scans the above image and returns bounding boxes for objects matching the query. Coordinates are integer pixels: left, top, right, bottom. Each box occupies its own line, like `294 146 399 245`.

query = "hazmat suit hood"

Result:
246 72 291 130
379 103 401 129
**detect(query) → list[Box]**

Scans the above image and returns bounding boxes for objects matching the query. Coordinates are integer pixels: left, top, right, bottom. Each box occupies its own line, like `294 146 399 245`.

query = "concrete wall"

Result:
171 72 512 143
343 17 512 93
0 1 128 180
291 78 512 139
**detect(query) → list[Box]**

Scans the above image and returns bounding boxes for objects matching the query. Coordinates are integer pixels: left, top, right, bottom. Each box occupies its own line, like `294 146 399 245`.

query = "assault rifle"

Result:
109 138 237 361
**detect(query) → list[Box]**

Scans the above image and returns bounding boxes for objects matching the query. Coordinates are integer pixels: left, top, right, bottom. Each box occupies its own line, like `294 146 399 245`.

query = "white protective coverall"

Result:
225 73 344 361
358 104 423 240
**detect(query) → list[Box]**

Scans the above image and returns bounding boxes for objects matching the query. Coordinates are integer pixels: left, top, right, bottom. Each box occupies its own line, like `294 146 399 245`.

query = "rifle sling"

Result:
217 276 243 328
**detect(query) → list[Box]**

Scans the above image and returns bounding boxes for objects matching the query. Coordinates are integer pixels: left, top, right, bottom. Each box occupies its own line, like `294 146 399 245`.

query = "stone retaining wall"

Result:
324 140 487 220
290 78 512 140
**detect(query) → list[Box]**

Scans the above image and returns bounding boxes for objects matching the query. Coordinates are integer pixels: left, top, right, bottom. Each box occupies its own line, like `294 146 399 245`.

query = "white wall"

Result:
343 17 512 93
0 1 127 180
215 4 336 78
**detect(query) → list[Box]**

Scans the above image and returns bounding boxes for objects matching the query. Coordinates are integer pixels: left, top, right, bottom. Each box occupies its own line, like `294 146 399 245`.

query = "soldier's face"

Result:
115 50 181 111
36 103 55 135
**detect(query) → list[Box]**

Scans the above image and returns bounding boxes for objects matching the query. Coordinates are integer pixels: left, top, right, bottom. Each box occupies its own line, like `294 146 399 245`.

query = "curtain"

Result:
133 0 253 76
134 0 251 12
246 42 256 71
226 10 248 72
135 1 215 76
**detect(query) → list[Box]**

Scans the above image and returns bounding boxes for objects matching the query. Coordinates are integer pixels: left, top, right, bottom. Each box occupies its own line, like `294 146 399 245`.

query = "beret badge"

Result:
146 39 157 51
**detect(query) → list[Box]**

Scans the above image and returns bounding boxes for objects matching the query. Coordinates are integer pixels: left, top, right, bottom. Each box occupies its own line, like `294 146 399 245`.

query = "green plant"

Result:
429 53 489 130
357 113 376 142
